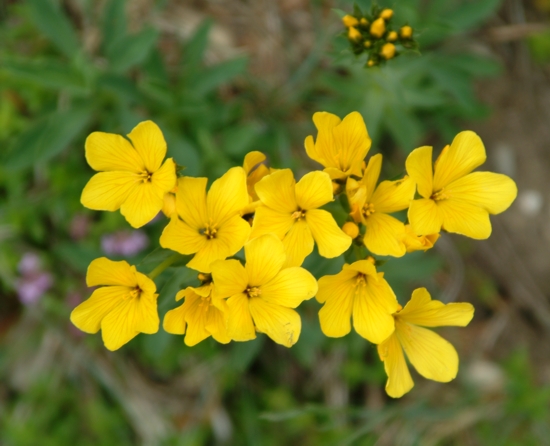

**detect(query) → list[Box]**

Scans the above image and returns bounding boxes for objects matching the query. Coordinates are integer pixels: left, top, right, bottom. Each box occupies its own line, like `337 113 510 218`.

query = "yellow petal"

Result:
205 306 231 344
344 259 378 279
306 209 351 258
406 146 433 199
363 213 406 257
438 199 491 239
81 171 137 212
187 215 251 272
261 267 317 308
398 287 474 327
207 167 249 226
162 192 177 217
352 273 398 343
127 120 167 172
160 215 207 255
304 135 324 167
362 154 382 201
446 171 517 215
295 171 333 210
250 206 295 240
371 177 416 214
163 303 187 335
282 219 314 267
332 111 371 171
243 151 267 174
151 158 177 198
175 176 208 230
182 293 210 346
135 293 160 334
408 198 443 236
318 275 355 337
245 234 286 286
308 111 342 166
396 320 459 382
225 292 256 341
433 131 486 191
211 259 248 299
402 225 439 253
120 182 164 228
85 131 143 173
249 298 301 347
70 286 128 333
255 169 298 214
378 333 414 398
86 258 136 287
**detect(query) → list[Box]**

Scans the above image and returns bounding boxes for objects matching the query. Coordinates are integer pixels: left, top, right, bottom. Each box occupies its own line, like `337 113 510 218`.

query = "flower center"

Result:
431 190 449 201
126 286 142 300
362 202 375 218
291 209 307 220
139 170 153 183
198 295 212 312
246 286 262 298
200 226 217 239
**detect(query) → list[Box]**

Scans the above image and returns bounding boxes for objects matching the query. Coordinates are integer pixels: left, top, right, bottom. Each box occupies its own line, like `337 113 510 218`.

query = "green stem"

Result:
147 252 183 280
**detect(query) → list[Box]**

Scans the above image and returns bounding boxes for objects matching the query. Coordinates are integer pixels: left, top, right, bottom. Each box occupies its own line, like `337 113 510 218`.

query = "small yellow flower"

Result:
387 31 398 42
304 111 371 180
342 221 359 239
400 25 413 39
348 26 362 41
342 15 359 28
370 18 386 38
380 43 396 59
405 132 517 239
163 282 230 346
160 167 251 273
379 8 394 20
251 169 352 267
378 288 474 398
347 154 416 257
211 234 318 347
70 258 159 351
81 121 177 228
317 260 399 343
401 224 439 253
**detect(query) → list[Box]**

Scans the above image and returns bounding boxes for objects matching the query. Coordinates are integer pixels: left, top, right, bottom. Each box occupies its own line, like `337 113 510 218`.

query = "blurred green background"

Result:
1 0 550 444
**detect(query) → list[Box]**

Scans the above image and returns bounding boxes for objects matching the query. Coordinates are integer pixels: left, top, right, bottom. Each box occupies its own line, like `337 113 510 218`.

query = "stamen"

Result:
362 202 375 218
246 286 262 298
431 190 449 201
139 170 153 183
291 209 307 220
200 226 218 239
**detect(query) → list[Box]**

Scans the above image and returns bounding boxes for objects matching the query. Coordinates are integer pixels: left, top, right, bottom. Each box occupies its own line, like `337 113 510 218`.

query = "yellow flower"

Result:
377 288 474 398
347 154 416 257
242 151 273 215
163 282 230 346
342 15 359 28
251 169 352 267
379 8 394 20
401 224 439 253
70 258 159 351
317 260 399 343
370 18 386 38
406 131 517 239
304 111 371 180
211 234 317 347
160 167 251 273
380 43 396 60
81 121 177 228
400 25 413 39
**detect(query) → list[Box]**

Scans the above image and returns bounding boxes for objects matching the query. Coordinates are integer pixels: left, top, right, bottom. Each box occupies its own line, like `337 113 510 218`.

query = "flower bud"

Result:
364 40 372 48
380 43 396 60
342 15 359 28
342 222 360 239
348 26 362 41
370 18 386 38
360 18 369 26
400 25 413 39
367 59 376 67
387 31 398 42
380 9 393 20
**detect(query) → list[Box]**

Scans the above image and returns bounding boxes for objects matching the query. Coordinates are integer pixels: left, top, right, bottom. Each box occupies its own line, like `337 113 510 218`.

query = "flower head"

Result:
406 131 517 239
163 282 230 346
304 111 371 180
251 169 351 267
70 258 159 351
160 167 251 273
81 121 177 228
316 259 399 343
401 224 439 253
211 234 317 347
347 154 416 257
378 288 474 398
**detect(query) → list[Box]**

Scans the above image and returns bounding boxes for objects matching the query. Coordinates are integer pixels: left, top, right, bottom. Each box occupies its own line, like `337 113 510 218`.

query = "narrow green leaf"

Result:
183 20 212 68
191 57 248 97
26 0 80 58
101 0 127 52
107 28 159 72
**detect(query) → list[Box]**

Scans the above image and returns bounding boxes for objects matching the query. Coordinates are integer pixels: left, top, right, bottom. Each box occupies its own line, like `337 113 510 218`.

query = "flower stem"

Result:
148 252 184 280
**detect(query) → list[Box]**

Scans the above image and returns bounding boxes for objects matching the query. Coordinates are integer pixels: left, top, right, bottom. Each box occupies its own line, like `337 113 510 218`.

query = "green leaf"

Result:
164 131 201 176
101 0 127 52
220 122 262 157
107 27 159 72
183 20 212 68
136 247 189 275
26 0 80 58
448 0 502 31
4 106 92 170
191 57 248 97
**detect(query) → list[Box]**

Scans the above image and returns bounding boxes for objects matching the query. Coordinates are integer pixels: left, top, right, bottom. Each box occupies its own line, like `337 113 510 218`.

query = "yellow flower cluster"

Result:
71 112 516 397
341 6 418 67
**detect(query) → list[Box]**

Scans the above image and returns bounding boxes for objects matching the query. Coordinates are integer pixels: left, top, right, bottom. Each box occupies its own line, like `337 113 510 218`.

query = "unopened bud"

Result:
380 43 396 60
342 222 360 239
387 31 398 42
364 40 372 48
342 15 359 28
380 9 393 20
370 18 386 38
348 26 362 41
367 59 376 67
360 17 369 26
367 256 376 265
400 25 413 39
